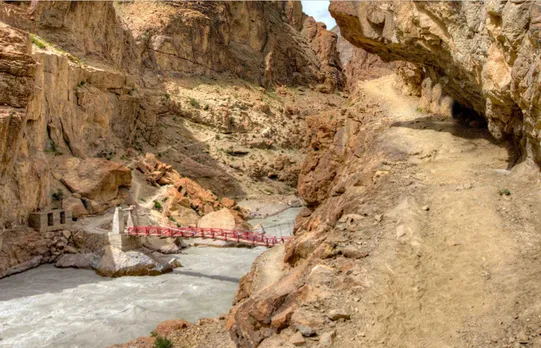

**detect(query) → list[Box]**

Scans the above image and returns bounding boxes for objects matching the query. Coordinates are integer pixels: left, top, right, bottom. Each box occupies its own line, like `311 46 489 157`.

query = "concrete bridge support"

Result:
108 206 142 252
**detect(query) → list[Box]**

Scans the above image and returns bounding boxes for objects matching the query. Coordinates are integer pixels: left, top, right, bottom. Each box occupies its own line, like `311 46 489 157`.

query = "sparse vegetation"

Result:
162 197 168 202
416 106 426 113
153 200 163 212
499 188 511 196
154 336 173 348
44 140 62 156
31 35 47 49
30 34 83 65
189 97 200 109
51 189 65 202
168 216 176 222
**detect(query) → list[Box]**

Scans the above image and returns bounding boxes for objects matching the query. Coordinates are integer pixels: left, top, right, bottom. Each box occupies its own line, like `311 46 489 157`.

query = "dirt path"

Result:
335 76 541 347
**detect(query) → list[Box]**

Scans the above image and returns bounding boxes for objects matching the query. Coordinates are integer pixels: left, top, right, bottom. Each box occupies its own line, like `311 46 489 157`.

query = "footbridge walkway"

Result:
127 223 292 247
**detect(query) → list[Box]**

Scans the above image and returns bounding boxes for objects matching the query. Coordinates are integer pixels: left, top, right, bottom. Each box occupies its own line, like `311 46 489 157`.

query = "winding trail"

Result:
335 76 541 347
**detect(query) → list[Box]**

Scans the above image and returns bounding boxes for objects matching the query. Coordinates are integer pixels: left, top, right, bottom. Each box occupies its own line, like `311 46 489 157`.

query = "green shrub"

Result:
499 188 511 196
51 189 64 202
153 200 163 211
189 97 200 109
154 336 173 348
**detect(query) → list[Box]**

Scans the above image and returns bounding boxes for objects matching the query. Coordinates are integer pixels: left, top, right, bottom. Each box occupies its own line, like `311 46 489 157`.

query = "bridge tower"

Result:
108 206 142 251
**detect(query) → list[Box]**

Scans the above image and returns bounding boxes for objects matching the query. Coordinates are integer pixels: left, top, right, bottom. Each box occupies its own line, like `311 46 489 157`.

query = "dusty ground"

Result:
329 76 541 348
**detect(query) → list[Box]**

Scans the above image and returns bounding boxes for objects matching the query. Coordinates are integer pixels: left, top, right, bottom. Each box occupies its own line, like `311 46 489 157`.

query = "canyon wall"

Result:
331 25 395 91
331 0 541 162
0 1 344 226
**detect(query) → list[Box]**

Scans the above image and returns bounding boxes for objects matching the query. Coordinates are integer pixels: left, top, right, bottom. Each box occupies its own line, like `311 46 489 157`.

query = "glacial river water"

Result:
0 208 299 348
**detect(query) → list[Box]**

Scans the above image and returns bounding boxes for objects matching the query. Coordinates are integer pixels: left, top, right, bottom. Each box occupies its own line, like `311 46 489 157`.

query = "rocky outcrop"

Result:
331 25 394 91
55 252 99 270
57 157 131 214
227 90 387 347
0 228 77 278
330 0 541 162
137 153 247 226
301 17 344 92
95 245 176 277
298 111 346 206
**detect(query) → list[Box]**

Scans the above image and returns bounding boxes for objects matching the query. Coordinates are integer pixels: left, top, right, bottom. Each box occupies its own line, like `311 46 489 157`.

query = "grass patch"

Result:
31 35 47 49
154 336 173 348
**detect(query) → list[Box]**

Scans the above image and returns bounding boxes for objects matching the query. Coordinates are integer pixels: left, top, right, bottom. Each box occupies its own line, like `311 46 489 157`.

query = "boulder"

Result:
197 208 236 230
95 246 172 277
55 253 99 270
59 158 131 214
152 319 190 337
142 237 181 254
62 196 88 218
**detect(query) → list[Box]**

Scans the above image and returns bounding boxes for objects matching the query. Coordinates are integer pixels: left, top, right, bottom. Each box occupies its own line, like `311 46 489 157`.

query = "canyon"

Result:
1 1 541 348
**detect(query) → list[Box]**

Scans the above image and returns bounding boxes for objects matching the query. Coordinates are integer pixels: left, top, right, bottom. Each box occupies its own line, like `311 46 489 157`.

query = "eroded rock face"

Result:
330 0 541 161
0 228 76 278
58 157 131 214
301 17 344 93
331 25 395 91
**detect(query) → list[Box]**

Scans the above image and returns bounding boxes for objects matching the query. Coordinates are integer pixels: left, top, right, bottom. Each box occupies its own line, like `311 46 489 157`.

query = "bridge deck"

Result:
127 226 291 247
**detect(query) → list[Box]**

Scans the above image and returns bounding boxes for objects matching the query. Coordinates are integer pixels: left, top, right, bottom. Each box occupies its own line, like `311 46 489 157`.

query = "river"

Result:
0 208 299 348
0 247 264 348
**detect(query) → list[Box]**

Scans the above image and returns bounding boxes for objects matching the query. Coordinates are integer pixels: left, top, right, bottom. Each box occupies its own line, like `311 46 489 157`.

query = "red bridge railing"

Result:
126 226 291 247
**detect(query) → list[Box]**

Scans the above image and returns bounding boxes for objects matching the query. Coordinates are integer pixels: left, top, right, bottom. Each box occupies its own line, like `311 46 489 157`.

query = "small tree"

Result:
52 189 65 208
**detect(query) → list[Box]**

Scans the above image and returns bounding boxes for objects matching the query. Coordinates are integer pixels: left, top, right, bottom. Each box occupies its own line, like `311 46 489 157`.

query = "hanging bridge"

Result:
126 222 293 247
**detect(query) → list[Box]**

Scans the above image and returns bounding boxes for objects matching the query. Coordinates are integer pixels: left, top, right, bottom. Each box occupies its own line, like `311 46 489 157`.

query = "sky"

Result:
301 0 337 29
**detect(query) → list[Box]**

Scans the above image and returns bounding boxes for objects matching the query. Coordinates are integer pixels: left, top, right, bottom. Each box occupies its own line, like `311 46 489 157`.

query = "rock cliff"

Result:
330 0 541 163
331 25 395 91
0 0 345 227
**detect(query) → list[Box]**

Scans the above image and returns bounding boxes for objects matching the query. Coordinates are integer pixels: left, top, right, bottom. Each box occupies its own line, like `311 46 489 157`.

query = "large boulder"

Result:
95 246 172 277
142 237 182 254
197 208 237 230
55 253 99 270
58 157 131 214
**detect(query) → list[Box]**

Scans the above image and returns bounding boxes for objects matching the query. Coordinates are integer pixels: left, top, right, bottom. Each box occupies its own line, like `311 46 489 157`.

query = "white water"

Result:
0 208 300 348
0 247 265 348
